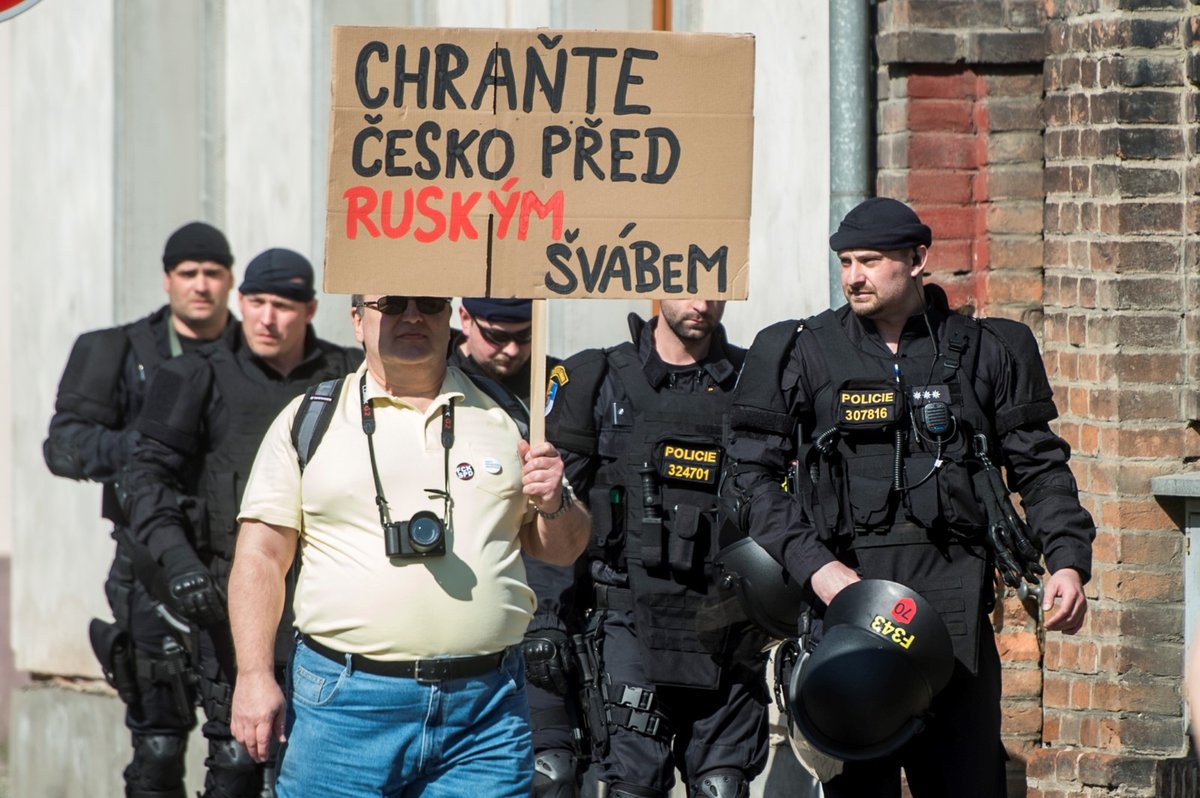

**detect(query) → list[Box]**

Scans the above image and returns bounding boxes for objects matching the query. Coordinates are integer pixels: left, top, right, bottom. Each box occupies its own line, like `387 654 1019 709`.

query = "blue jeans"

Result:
276 639 533 798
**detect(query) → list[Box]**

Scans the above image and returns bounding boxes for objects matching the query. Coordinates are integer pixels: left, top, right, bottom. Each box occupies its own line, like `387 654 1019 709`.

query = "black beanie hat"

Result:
238 248 316 303
162 221 234 272
462 298 532 323
829 197 932 252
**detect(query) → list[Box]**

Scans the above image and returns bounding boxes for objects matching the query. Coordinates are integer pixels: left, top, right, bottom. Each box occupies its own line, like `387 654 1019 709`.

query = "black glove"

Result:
159 546 226 627
521 627 574 695
117 428 142 466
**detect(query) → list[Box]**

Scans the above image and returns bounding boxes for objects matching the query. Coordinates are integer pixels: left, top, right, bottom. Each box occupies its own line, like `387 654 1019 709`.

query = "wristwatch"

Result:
537 482 575 520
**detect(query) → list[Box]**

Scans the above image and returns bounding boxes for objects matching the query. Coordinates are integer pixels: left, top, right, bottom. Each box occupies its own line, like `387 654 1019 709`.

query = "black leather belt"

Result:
300 634 505 682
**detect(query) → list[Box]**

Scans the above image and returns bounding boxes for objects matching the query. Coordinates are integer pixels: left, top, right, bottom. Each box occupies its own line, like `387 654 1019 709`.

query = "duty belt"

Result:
849 522 987 549
301 634 505 683
593 583 635 612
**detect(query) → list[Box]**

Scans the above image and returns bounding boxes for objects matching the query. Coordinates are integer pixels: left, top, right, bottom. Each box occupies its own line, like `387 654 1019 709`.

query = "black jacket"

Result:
43 305 237 525
447 331 561 409
727 285 1095 596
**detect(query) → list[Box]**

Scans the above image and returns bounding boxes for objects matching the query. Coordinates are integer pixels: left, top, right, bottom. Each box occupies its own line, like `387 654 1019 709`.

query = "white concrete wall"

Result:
224 0 315 280
689 0 832 347
0 6 11 560
10 0 116 677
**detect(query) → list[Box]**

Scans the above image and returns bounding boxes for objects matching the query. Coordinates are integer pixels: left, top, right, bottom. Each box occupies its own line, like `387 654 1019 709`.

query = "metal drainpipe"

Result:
828 0 873 308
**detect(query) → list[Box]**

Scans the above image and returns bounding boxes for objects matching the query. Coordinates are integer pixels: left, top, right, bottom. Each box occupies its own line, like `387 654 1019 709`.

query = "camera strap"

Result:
359 373 454 529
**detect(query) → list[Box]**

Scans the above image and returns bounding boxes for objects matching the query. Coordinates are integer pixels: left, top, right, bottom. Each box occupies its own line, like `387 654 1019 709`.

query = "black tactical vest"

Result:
592 343 739 689
196 346 339 569
799 307 993 672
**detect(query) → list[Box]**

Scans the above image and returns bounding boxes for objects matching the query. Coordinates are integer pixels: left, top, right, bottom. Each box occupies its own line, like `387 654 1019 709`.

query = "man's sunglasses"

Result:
359 296 449 315
473 318 532 347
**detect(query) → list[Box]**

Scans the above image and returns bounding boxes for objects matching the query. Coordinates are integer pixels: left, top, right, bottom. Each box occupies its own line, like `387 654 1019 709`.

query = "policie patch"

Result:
657 441 722 485
835 380 901 430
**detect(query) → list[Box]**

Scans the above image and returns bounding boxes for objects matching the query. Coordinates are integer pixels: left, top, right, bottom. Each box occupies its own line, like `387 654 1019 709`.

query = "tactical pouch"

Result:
936 459 988 530
628 569 720 689
846 453 895 529
89 618 139 705
576 626 610 760
851 533 988 673
902 453 940 528
667 503 701 572
587 486 624 556
639 519 666 570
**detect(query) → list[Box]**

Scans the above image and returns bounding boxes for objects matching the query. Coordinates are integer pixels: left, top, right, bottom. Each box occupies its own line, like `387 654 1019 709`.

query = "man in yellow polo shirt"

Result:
227 294 590 798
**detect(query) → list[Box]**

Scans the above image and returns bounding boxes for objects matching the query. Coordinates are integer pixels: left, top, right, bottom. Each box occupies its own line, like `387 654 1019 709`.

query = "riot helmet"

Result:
714 534 807 640
788 579 953 761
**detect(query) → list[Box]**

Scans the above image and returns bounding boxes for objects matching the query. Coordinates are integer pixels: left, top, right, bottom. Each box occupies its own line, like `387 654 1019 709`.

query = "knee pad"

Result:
690 768 749 798
608 784 666 798
124 733 187 797
533 748 579 798
202 738 260 798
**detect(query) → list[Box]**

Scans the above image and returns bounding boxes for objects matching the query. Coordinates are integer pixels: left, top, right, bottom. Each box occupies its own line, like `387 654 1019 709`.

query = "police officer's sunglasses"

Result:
471 317 533 347
359 296 449 315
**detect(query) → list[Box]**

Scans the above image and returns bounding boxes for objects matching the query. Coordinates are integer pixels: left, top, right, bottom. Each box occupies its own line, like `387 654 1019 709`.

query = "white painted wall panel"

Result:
689 0 831 348
0 14 11 558
224 2 315 286
11 0 115 676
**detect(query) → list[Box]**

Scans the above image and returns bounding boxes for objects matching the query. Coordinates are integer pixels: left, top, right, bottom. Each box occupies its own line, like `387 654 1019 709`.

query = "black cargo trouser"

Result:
592 606 769 794
107 542 275 797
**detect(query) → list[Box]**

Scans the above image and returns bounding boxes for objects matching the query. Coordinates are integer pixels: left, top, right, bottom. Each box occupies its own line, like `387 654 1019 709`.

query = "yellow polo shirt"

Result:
238 363 536 659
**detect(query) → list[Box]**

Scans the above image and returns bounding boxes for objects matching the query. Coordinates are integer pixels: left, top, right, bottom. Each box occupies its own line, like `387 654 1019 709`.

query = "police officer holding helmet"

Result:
545 300 769 798
725 197 1094 796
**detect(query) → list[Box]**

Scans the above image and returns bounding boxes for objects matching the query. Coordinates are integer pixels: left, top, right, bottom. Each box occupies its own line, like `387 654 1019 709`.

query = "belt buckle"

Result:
414 659 448 684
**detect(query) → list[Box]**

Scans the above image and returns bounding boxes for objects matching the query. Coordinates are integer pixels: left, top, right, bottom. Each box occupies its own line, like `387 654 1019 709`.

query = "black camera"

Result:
383 511 446 559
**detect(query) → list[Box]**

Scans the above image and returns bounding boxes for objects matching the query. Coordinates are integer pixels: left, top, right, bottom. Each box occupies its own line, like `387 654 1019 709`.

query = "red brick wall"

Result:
1033 1 1200 793
876 0 1200 795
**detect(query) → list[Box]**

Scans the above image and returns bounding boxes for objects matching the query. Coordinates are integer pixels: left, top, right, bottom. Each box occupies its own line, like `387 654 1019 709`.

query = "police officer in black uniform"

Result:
726 198 1093 797
118 248 362 798
44 221 238 798
546 300 769 798
450 297 591 798
451 297 551 404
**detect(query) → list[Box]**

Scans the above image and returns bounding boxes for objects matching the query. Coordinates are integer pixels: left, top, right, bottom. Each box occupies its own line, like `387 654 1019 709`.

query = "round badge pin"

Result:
455 462 475 480
483 458 503 475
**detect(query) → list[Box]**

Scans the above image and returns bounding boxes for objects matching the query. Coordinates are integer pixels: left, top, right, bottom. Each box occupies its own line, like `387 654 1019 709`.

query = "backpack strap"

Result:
291 378 345 472
939 313 996 443
939 312 980 385
289 368 536 472
462 372 531 441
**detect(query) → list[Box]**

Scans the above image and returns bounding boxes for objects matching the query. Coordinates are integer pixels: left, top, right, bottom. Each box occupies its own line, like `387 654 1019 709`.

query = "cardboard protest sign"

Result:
325 26 754 299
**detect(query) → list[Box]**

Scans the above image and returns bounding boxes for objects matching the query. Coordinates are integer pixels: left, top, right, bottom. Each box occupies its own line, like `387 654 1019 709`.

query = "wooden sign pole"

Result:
529 298 548 445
